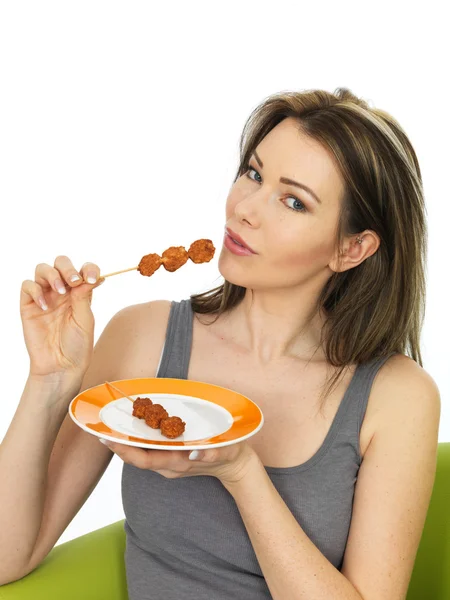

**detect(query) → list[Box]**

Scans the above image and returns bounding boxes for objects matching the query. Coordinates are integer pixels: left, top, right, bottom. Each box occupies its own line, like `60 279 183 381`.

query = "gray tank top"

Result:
122 299 395 600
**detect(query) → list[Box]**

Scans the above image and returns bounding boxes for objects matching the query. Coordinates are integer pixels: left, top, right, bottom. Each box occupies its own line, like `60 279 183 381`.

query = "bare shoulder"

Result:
375 352 439 391
120 298 172 324
124 297 173 332
367 353 441 434
110 299 173 378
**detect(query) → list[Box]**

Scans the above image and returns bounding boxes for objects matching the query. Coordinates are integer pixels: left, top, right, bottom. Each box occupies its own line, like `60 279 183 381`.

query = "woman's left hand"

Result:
99 437 258 486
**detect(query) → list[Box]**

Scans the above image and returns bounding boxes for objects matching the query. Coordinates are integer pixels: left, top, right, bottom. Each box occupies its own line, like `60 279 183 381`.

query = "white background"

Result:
0 1 448 547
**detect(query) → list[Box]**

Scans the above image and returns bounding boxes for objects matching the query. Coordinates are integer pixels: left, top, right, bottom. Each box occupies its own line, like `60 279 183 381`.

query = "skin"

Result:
103 117 440 599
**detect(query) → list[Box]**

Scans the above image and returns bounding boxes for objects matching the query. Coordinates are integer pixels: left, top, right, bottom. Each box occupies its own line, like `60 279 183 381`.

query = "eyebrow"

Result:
252 150 322 205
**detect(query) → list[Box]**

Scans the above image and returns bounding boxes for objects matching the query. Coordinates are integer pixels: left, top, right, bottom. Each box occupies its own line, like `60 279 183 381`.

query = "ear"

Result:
329 230 380 273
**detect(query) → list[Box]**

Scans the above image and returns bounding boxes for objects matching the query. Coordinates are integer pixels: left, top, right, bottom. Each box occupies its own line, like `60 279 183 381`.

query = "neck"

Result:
221 285 328 366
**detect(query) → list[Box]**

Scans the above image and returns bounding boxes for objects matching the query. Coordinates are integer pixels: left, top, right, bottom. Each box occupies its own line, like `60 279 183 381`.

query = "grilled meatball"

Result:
144 403 169 428
138 253 163 277
160 416 186 439
132 397 153 419
161 246 188 272
188 239 215 263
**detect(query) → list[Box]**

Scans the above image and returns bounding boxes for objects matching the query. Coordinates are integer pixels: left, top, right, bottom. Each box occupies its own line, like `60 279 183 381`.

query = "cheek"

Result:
269 228 335 269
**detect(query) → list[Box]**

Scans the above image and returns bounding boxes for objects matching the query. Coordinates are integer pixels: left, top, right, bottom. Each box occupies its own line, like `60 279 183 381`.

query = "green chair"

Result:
407 442 450 599
1 443 449 600
0 520 128 600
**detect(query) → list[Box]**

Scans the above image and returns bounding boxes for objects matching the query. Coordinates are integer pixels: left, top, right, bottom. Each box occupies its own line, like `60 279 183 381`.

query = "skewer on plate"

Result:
105 381 136 403
104 381 186 439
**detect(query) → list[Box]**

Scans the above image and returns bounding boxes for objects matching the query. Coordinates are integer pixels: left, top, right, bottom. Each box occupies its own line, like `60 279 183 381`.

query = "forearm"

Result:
0 376 81 580
223 453 363 600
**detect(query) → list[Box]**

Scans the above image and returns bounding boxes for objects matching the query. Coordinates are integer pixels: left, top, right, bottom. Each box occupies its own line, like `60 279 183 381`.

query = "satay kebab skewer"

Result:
104 381 186 439
100 238 215 279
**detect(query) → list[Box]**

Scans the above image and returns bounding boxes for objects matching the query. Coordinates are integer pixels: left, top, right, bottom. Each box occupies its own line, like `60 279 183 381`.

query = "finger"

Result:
34 262 70 295
188 450 205 461
33 257 85 295
53 255 85 287
79 262 101 285
100 440 152 469
190 449 219 463
101 441 189 471
142 449 190 471
189 446 237 463
20 279 49 311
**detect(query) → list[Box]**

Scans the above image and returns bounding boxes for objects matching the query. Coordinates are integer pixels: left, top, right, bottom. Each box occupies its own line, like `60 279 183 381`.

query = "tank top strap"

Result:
156 299 193 379
351 351 398 435
307 351 399 469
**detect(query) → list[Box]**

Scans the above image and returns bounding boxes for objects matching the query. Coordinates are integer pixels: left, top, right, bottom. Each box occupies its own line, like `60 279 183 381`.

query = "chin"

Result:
218 250 251 288
218 251 269 290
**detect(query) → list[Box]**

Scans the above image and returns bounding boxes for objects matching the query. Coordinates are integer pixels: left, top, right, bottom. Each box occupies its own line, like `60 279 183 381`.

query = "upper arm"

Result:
26 299 172 573
341 356 441 600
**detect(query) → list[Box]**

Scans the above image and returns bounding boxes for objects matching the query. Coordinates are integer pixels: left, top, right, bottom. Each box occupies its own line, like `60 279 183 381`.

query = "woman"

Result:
0 88 440 599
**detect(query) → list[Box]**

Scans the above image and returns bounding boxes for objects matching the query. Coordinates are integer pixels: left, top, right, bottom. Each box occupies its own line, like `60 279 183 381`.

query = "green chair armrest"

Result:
0 520 127 600
407 442 450 599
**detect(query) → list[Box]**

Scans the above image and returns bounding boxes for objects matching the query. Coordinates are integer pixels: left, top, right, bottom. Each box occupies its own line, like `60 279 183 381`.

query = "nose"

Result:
234 193 261 228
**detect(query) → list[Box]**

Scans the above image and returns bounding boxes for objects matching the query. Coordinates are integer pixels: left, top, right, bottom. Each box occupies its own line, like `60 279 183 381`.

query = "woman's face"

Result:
218 117 347 290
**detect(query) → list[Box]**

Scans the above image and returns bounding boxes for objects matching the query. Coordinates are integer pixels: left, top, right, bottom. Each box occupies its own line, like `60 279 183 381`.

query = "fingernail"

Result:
189 450 201 461
70 274 81 282
55 279 66 294
38 296 48 311
86 272 97 284
99 438 110 446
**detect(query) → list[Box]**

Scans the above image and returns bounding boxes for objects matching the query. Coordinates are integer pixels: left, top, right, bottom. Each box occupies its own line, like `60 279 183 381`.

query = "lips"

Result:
225 228 256 254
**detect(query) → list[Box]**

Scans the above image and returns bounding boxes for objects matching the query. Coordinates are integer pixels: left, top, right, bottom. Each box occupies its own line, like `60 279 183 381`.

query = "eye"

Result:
284 196 306 213
245 165 262 184
244 164 307 213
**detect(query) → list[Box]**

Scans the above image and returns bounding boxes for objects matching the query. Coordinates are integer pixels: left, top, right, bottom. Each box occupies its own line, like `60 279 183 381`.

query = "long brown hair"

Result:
191 88 427 399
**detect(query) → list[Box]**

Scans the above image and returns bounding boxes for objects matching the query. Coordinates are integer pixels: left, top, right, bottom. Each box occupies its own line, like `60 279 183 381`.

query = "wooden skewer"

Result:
105 380 136 403
101 257 169 279
101 266 139 278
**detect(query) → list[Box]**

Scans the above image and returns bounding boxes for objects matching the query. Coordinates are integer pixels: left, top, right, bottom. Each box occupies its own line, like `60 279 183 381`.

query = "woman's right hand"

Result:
20 256 106 384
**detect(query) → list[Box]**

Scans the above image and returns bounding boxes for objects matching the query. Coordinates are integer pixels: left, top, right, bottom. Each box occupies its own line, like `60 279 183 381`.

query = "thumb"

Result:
70 277 105 319
188 450 205 461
